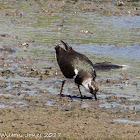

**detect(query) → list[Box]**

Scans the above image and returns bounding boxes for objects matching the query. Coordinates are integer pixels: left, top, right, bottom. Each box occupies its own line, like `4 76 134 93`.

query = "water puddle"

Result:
74 44 140 60
45 100 58 107
0 103 13 109
112 119 140 124
11 99 28 107
0 93 14 98
81 102 89 108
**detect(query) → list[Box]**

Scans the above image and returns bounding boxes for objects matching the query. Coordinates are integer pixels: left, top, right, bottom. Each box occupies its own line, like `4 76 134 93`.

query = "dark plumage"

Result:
55 40 98 100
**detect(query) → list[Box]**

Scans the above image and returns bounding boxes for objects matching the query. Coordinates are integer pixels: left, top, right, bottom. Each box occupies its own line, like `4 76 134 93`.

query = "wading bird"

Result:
55 40 98 100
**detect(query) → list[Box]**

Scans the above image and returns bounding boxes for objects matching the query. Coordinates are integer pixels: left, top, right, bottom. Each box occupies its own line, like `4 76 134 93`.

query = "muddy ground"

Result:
0 0 140 140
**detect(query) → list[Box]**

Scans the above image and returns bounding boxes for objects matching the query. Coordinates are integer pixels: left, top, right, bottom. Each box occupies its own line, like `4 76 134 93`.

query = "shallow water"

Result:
0 0 140 118
112 118 140 124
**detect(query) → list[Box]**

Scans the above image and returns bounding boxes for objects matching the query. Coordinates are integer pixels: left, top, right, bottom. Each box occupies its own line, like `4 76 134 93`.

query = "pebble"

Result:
0 34 11 38
117 1 124 6
0 120 3 123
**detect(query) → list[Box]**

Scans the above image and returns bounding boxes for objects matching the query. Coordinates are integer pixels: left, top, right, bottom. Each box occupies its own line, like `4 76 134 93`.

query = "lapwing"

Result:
55 40 98 100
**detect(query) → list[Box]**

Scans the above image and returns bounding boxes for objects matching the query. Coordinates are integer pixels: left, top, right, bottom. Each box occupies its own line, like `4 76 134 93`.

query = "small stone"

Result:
117 1 124 6
21 43 29 48
0 34 11 38
24 93 29 97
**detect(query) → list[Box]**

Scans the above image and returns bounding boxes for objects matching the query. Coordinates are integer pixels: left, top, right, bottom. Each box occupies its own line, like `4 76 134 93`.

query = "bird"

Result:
55 40 98 100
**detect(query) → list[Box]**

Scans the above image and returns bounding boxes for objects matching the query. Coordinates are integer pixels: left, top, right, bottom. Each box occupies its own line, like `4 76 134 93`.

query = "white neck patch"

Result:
74 69 78 75
82 78 92 90
73 68 78 79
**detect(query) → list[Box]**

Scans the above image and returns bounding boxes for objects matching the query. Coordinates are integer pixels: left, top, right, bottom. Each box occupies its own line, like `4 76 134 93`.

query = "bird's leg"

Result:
78 85 83 98
93 92 97 100
59 80 66 98
91 90 97 100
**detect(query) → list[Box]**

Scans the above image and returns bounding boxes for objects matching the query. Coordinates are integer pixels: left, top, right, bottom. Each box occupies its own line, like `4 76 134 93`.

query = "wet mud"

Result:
0 0 140 140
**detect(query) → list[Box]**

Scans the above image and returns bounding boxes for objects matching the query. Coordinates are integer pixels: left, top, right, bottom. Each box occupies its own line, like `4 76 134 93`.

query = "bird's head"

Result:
82 78 98 100
88 80 98 100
